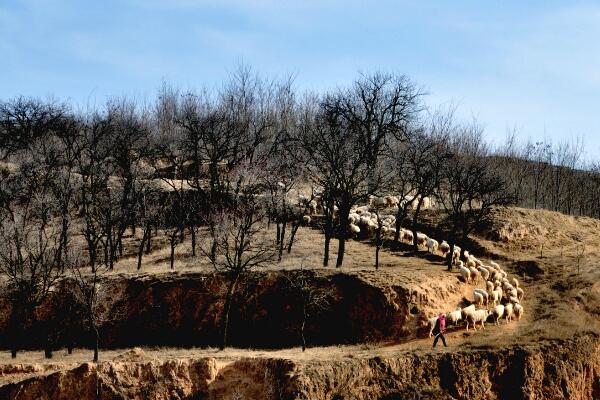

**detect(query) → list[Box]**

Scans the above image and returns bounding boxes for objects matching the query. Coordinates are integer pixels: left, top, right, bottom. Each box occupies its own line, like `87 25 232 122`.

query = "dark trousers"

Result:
432 332 447 347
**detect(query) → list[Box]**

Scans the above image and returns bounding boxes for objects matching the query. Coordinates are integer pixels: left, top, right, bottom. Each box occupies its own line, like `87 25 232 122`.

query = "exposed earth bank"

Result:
1 333 598 400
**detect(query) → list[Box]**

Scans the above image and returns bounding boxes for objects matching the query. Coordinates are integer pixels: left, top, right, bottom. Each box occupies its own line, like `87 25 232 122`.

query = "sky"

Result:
1 0 600 157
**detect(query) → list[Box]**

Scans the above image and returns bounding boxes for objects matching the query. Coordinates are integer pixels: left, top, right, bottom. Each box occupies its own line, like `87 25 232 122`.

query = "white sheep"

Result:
517 287 524 300
384 195 400 208
466 309 489 331
461 304 476 324
490 261 499 269
472 291 484 306
426 238 439 254
446 308 463 325
468 266 480 283
354 206 368 215
452 246 462 265
509 296 520 304
459 265 472 283
349 223 361 234
511 277 519 288
369 195 387 208
513 303 524 320
504 303 514 323
308 200 318 214
303 215 311 224
427 316 438 337
477 266 490 281
440 240 450 256
489 289 502 307
465 256 477 269
486 281 494 293
359 216 371 225
401 229 413 243
416 232 428 247
491 304 505 325
474 288 489 306
495 286 504 300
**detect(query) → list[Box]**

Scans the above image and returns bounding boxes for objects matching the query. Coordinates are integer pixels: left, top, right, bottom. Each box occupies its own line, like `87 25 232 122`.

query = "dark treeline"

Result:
494 135 600 218
0 66 593 359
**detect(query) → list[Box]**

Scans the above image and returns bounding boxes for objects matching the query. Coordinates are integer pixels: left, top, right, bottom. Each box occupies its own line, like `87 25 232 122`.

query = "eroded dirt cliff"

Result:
0 268 463 351
1 334 598 400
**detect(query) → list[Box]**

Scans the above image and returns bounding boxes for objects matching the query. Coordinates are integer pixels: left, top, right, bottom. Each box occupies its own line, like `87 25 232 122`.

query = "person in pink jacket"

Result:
432 313 447 348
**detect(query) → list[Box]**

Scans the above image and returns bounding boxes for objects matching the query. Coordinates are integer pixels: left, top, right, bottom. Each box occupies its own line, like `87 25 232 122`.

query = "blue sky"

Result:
2 1 600 157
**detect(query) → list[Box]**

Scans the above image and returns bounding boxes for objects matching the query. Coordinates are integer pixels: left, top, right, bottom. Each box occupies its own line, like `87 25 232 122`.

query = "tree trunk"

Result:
323 233 331 267
170 230 178 270
323 206 333 267
336 235 346 268
335 204 351 268
145 228 152 254
375 214 382 270
117 232 123 257
447 243 454 271
278 221 286 261
412 199 423 253
287 222 300 253
300 302 307 352
92 326 99 362
394 206 402 242
137 224 150 270
220 274 240 350
276 223 281 244
190 226 196 257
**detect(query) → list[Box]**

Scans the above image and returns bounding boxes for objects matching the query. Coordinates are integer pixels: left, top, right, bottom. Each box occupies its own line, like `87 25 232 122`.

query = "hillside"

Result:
0 206 599 399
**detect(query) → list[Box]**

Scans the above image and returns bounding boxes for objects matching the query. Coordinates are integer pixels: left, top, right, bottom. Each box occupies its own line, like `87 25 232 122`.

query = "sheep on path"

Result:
426 238 439 254
513 303 524 320
459 265 472 283
491 304 505 326
446 308 463 326
473 291 484 306
466 309 489 331
504 303 514 323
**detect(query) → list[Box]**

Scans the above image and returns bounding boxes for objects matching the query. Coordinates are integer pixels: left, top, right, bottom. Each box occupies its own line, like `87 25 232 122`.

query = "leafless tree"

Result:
0 97 71 159
439 123 513 270
201 167 277 350
403 114 452 252
284 264 330 351
0 209 64 358
70 255 110 362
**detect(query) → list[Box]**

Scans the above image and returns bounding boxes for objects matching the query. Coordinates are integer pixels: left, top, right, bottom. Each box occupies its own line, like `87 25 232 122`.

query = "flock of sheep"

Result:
301 194 433 242
298 192 525 339
428 255 525 336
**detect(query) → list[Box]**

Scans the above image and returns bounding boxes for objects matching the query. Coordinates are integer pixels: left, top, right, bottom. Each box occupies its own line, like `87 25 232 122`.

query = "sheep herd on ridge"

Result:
297 191 525 338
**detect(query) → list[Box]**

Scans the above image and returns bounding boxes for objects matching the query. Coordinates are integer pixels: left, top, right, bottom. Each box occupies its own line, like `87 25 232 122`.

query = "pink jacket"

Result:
438 314 446 332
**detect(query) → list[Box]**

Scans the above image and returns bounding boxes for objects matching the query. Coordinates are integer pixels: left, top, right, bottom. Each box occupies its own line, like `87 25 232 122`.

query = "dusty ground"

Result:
1 206 600 399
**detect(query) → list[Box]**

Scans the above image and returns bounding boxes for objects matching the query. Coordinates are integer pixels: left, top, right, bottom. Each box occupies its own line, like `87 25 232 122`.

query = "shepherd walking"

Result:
432 313 447 348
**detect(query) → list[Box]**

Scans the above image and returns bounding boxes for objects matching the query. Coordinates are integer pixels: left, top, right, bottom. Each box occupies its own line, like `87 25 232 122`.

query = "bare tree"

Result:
299 72 423 267
439 123 513 270
403 118 451 252
201 167 277 350
0 97 71 159
70 257 110 362
0 209 64 358
284 264 330 351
